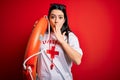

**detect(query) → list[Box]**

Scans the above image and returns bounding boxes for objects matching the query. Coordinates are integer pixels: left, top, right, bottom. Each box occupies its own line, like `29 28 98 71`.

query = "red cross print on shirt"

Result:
46 46 59 70
46 46 59 59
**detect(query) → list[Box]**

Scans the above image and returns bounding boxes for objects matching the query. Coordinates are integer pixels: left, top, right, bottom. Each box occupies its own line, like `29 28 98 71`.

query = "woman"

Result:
37 3 83 80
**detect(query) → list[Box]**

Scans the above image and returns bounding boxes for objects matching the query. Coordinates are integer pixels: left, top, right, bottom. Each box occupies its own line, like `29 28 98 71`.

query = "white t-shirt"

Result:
37 32 83 80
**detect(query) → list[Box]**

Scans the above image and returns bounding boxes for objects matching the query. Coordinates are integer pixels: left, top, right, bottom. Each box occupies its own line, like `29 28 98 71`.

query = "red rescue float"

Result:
23 16 48 80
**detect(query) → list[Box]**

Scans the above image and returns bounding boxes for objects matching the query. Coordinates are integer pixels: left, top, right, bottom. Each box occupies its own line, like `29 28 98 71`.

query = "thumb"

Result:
63 32 66 36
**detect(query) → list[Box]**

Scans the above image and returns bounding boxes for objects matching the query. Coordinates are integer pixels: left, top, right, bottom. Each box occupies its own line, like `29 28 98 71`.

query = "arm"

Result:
60 39 82 65
53 26 83 65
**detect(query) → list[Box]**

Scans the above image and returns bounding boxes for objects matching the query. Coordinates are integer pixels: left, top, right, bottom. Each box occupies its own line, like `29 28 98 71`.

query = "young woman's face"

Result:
49 9 65 31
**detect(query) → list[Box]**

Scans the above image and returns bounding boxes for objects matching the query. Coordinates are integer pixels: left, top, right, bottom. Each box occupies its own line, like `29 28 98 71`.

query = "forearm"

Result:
60 40 82 65
52 25 82 65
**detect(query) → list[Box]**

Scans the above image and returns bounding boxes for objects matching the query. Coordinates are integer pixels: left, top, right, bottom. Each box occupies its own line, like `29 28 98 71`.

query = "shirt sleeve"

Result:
68 32 83 55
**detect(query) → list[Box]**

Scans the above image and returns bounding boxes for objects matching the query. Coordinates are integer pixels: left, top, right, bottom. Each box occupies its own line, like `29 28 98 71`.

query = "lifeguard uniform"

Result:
37 32 83 80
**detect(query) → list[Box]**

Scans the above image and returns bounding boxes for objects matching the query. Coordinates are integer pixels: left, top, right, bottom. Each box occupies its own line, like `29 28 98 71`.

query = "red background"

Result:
0 0 120 80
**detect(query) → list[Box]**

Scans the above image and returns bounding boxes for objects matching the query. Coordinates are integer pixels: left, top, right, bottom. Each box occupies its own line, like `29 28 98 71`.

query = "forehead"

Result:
50 9 64 16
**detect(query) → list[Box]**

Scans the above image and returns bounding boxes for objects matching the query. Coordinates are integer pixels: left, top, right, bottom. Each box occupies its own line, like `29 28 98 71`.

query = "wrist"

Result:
59 39 67 45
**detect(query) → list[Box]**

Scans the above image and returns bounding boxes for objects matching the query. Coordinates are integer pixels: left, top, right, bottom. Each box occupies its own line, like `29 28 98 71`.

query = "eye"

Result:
59 16 63 19
50 15 55 19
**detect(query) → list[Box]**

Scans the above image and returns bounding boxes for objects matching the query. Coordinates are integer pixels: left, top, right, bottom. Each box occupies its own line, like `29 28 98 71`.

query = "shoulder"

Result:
68 32 83 55
68 32 79 45
68 32 78 39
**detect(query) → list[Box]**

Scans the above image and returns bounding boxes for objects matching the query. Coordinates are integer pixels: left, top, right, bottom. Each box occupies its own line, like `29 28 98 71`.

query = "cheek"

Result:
57 20 65 29
62 21 65 25
62 19 65 24
60 20 65 26
49 20 54 26
49 20 55 30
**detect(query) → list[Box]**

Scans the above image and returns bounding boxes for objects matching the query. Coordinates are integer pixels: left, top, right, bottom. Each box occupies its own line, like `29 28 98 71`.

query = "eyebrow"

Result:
50 14 64 17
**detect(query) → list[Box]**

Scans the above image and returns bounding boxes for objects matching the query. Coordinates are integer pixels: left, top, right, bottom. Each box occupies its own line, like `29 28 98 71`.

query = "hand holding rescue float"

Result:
23 15 48 80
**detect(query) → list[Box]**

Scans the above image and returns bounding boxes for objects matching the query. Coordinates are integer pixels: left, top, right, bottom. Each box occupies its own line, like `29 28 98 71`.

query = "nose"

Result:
55 17 58 23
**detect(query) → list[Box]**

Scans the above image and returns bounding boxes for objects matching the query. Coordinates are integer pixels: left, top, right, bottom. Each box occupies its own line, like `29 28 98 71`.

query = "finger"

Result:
54 26 60 34
33 20 38 27
53 26 58 34
53 27 56 33
55 24 61 31
63 32 66 36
